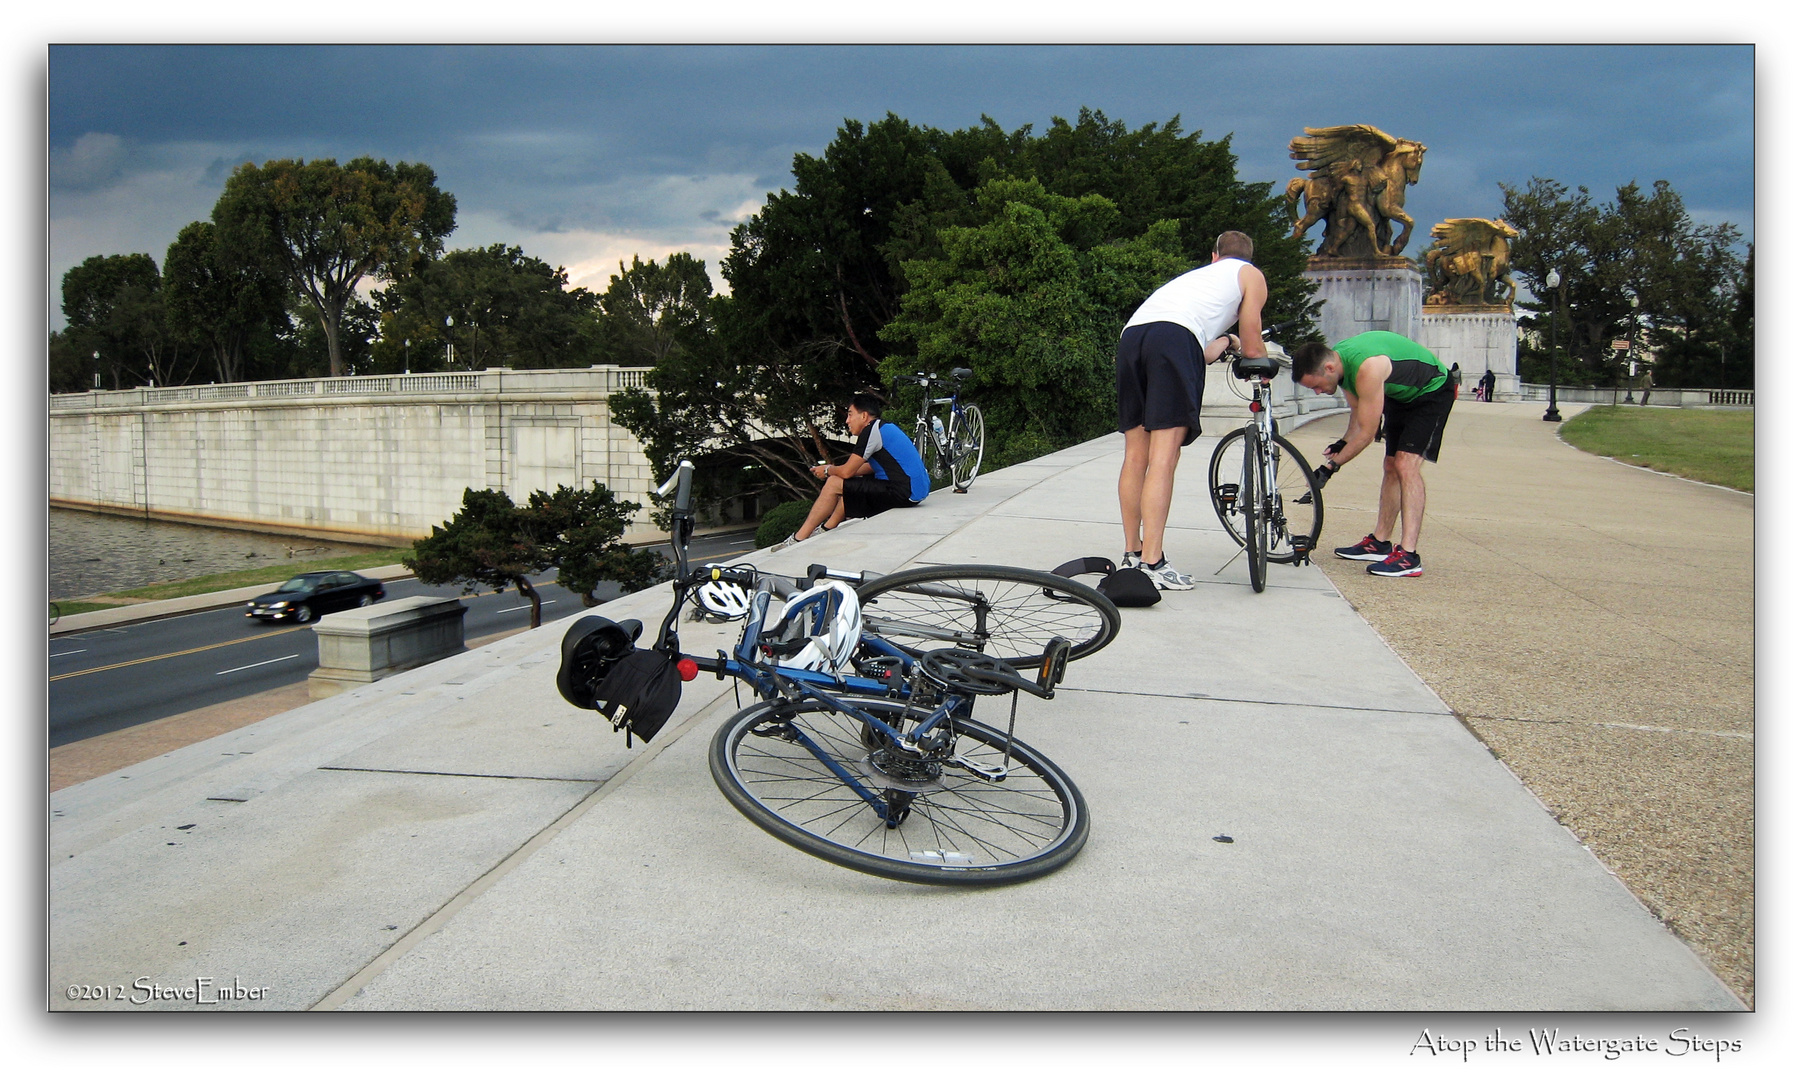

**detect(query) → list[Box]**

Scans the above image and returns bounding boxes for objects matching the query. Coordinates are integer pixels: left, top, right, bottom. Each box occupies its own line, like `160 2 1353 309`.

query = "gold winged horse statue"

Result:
1286 125 1427 259
1422 218 1520 308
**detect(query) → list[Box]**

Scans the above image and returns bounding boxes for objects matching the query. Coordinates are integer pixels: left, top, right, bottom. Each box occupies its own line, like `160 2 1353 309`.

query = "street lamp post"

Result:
1542 269 1563 422
1623 293 1639 403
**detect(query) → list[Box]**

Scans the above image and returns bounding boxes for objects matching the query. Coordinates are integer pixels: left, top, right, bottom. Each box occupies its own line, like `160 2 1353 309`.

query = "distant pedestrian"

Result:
1449 362 1462 398
1479 369 1496 402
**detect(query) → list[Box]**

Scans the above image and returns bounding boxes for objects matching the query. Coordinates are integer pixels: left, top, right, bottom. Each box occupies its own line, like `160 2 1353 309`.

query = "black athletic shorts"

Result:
1116 321 1204 446
842 475 916 519
1383 382 1456 461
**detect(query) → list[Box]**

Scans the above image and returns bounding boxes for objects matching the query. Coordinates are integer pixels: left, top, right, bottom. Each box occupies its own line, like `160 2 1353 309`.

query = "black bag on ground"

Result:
556 615 682 746
1050 557 1160 608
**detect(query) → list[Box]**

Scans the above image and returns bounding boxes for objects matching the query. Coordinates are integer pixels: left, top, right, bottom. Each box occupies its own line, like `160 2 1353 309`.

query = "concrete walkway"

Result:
1283 399 1755 1003
48 426 1743 1011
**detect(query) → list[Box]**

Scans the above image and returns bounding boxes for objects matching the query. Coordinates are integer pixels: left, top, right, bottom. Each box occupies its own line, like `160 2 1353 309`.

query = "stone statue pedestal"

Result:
1303 262 1423 346
1419 308 1519 399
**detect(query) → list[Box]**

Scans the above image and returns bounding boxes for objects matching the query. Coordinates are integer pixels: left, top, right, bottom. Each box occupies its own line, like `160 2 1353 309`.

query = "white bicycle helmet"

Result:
695 574 753 622
764 581 862 673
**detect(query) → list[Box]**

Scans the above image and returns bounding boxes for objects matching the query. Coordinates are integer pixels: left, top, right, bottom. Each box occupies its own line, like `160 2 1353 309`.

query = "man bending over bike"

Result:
783 393 931 546
1290 331 1455 578
1116 230 1268 590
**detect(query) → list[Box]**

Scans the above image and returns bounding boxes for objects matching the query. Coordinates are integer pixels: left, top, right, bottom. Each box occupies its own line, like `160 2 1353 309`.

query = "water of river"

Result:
49 508 390 600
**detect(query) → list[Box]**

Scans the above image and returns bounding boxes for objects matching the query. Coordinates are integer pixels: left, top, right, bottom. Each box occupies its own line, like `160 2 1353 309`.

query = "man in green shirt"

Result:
1289 331 1456 577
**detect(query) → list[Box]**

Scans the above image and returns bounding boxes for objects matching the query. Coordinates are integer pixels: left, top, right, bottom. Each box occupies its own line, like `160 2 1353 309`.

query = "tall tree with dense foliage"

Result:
163 220 292 384
614 108 1315 508
372 244 599 371
212 157 456 376
880 178 1188 466
59 252 195 389
1502 177 1747 387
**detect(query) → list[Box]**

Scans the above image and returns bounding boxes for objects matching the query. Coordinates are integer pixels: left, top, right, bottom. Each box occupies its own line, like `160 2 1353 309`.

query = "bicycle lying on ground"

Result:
1207 334 1324 593
901 368 984 493
557 461 1119 885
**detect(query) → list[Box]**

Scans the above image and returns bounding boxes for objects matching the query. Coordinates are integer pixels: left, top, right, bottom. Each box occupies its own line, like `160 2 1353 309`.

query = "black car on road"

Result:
246 571 386 623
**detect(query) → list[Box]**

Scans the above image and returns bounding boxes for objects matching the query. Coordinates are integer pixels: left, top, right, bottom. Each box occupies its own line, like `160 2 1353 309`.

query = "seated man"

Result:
785 393 930 544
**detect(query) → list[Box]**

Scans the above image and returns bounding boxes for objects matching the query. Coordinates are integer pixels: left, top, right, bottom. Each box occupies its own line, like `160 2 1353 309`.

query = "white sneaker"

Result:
770 532 800 551
1122 551 1142 569
1144 558 1194 591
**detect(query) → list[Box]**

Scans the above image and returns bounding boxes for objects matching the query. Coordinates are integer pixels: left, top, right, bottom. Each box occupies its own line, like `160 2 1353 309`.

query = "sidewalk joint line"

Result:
1059 684 1449 717
316 765 605 783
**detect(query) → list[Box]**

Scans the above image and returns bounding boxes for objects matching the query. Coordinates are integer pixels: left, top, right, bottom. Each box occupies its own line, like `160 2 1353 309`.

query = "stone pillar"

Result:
308 595 468 700
1418 309 1520 399
1303 261 1424 346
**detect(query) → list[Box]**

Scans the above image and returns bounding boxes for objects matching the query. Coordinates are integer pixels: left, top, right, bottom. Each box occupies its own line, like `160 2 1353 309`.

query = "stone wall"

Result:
48 368 657 544
1419 309 1520 399
1303 265 1423 345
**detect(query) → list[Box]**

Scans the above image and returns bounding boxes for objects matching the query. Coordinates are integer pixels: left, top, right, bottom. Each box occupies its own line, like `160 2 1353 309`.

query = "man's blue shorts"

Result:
1116 321 1204 446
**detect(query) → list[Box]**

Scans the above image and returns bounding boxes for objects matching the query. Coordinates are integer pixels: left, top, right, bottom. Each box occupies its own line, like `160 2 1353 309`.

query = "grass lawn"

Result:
89 548 416 602
1560 406 1753 492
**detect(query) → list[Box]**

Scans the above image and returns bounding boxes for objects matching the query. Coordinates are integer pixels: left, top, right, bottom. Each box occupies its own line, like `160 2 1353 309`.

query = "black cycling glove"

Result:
1311 462 1336 488
1325 439 1347 457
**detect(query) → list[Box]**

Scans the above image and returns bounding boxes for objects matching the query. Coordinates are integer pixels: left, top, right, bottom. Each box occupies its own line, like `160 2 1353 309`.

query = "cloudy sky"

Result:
46 43 1753 330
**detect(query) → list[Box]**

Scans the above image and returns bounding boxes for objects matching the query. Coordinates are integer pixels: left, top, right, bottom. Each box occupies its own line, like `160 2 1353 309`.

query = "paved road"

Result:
48 529 759 747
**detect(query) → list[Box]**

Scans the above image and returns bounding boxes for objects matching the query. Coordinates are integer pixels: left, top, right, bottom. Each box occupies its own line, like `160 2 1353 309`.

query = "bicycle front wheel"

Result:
950 404 985 492
709 695 1089 886
856 565 1120 666
1208 429 1323 564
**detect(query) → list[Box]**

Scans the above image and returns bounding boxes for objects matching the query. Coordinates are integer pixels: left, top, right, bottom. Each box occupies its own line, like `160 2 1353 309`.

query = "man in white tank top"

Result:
1116 231 1268 590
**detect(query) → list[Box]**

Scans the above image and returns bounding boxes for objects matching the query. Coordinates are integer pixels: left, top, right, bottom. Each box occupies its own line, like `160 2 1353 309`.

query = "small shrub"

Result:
755 499 813 548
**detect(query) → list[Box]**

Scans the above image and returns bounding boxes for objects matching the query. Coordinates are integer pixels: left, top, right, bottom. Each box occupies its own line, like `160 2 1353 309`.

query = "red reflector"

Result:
676 657 699 681
1249 400 1263 413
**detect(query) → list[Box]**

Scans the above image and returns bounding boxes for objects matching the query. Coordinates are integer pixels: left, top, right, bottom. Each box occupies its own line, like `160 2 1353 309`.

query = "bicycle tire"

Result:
1243 434 1266 593
1207 429 1323 564
950 404 985 492
856 564 1120 666
709 695 1088 886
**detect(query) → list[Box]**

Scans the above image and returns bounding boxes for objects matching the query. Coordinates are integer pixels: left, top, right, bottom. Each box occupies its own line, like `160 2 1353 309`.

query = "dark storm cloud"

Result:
47 43 1753 319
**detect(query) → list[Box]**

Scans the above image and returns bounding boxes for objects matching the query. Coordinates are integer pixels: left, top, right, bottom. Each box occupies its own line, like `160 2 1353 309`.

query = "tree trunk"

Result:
516 576 544 629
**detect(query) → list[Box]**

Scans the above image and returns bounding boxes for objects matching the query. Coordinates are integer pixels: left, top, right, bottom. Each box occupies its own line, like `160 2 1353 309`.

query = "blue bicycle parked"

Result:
557 461 1119 885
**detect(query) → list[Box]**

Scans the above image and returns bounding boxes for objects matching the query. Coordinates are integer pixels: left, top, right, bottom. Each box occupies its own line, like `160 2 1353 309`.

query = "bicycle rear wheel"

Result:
950 404 985 492
1208 429 1323 564
856 565 1120 666
710 695 1088 886
1243 434 1266 593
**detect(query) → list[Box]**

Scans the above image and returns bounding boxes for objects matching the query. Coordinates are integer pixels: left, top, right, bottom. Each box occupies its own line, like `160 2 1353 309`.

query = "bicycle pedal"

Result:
1214 483 1239 507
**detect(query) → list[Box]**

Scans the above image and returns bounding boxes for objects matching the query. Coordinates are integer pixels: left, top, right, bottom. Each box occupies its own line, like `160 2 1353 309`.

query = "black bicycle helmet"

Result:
556 615 643 710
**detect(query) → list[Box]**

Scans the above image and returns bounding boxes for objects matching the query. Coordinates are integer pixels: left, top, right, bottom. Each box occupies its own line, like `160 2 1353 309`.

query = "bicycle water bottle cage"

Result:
1232 354 1279 380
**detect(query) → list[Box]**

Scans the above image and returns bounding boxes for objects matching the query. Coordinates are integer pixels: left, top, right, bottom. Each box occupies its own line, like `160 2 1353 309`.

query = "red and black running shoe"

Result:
1333 534 1393 562
1367 548 1423 577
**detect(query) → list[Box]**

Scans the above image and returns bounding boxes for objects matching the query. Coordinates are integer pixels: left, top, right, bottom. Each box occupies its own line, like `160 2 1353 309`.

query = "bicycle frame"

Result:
910 373 968 460
1233 368 1312 564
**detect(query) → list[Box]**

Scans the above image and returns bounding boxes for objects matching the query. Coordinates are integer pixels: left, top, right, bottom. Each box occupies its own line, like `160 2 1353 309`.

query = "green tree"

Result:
1502 177 1745 388
614 108 1316 510
163 220 291 384
59 252 195 389
212 157 456 376
403 483 660 629
879 178 1187 466
372 244 600 372
532 482 666 605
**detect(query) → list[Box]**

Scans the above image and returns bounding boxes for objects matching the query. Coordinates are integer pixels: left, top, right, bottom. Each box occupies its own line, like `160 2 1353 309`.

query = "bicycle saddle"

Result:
1231 354 1279 380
